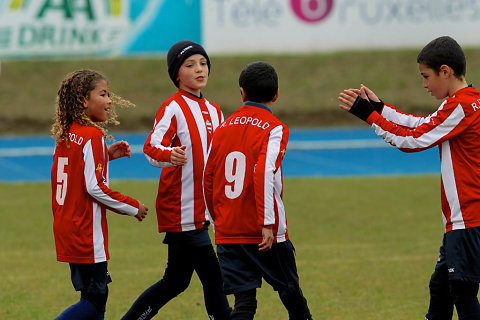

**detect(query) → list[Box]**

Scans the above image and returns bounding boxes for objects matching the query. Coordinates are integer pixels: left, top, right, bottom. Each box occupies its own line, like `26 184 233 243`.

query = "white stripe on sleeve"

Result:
83 139 138 216
264 125 283 226
145 102 178 168
382 105 433 128
373 104 465 150
274 167 287 242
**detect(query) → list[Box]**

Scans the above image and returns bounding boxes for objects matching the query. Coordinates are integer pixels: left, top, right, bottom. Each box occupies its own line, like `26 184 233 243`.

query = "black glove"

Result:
349 96 375 121
365 92 384 113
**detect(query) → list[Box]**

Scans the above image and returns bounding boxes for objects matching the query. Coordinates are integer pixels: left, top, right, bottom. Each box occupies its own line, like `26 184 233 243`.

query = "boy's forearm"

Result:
143 144 172 163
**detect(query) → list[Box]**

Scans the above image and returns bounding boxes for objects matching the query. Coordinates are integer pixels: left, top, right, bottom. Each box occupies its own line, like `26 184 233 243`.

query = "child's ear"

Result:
81 96 88 108
272 89 279 102
240 87 248 102
439 64 453 78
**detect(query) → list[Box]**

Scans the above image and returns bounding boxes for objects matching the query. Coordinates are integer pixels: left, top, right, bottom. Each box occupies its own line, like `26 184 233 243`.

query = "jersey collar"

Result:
244 101 272 114
178 89 204 101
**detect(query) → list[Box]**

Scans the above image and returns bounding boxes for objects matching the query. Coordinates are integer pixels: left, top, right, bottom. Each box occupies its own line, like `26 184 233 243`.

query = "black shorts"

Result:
217 240 300 295
163 226 212 247
69 261 112 294
435 227 480 282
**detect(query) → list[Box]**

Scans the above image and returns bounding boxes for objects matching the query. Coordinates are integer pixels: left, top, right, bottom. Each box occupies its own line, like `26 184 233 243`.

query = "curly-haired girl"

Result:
51 69 148 320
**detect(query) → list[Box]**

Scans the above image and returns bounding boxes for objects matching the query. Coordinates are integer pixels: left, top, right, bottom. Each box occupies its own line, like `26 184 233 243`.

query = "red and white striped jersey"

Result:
366 86 480 232
204 102 289 244
143 89 223 232
51 122 139 264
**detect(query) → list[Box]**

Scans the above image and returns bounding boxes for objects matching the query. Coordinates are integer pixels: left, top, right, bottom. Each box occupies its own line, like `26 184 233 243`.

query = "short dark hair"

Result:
417 36 466 78
239 61 278 103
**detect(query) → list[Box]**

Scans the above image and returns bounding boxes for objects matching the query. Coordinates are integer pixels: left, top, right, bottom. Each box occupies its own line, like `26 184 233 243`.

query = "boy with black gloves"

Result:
339 36 480 320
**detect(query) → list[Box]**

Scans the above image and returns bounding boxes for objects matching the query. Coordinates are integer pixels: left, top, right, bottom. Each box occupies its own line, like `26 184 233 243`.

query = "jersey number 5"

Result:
225 151 246 199
56 157 68 205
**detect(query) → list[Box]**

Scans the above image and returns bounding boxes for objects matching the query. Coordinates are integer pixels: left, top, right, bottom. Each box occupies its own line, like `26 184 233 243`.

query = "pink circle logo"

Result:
290 0 334 23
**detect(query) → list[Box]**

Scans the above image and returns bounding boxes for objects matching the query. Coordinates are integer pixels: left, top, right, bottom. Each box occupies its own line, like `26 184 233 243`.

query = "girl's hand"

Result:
109 141 131 160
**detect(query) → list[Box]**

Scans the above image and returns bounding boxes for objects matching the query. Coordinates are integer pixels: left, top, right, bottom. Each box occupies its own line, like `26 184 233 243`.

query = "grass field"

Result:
0 176 454 319
3 47 480 134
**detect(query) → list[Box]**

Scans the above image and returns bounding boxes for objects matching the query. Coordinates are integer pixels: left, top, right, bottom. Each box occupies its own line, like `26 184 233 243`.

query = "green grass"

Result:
3 47 480 134
0 176 452 319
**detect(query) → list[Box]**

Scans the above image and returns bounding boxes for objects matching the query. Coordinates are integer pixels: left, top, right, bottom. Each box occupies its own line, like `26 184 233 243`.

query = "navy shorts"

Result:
163 226 212 247
69 261 112 294
217 240 300 294
435 227 480 282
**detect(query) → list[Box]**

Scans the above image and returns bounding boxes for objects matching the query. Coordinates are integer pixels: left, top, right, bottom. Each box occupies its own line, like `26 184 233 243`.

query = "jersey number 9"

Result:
225 151 246 199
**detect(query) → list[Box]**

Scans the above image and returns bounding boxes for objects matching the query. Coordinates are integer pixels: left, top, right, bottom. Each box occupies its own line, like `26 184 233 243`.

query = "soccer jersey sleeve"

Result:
83 136 139 216
367 98 473 152
143 103 178 168
254 124 288 228
381 102 433 128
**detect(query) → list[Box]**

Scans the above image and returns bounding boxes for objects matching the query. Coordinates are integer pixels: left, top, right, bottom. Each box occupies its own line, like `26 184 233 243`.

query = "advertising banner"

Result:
0 0 201 59
202 0 480 53
2 0 480 59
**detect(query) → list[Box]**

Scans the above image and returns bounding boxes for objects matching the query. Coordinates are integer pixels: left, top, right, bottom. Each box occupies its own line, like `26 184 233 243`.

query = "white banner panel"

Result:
202 0 480 53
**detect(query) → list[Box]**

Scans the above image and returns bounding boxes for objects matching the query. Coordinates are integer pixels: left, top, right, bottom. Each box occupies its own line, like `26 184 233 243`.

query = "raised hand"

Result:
338 86 375 121
108 140 131 160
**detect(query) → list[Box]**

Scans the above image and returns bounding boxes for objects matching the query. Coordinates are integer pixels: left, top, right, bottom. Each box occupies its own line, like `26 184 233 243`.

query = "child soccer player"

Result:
51 69 148 320
204 61 314 320
121 40 231 320
338 36 480 320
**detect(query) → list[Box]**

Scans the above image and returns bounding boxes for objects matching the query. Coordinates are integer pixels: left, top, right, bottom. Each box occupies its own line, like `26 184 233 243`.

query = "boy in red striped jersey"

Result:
51 70 148 320
204 62 313 320
121 40 231 320
338 36 480 320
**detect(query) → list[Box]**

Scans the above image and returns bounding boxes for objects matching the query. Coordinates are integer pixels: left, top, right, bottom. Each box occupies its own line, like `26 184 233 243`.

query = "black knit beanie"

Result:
167 40 210 88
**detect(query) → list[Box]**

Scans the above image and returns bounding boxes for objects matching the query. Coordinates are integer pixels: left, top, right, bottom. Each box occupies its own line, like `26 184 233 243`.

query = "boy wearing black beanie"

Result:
167 40 211 88
121 40 231 320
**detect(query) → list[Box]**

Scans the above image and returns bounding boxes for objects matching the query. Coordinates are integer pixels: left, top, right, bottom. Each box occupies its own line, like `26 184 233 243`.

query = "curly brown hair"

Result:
51 69 134 145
